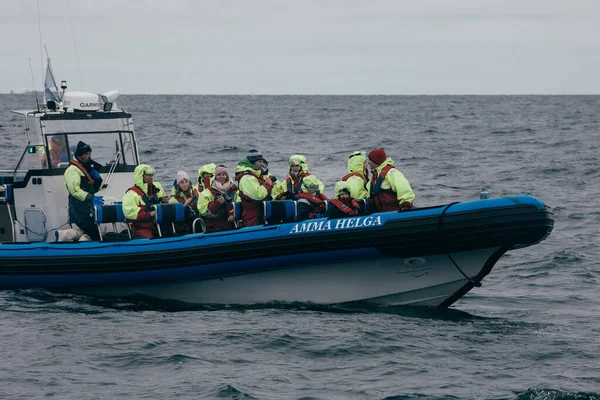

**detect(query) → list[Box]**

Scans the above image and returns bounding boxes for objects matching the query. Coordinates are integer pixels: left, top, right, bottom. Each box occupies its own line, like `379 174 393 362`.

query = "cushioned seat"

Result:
94 203 131 241
155 203 186 237
231 202 243 228
263 200 297 225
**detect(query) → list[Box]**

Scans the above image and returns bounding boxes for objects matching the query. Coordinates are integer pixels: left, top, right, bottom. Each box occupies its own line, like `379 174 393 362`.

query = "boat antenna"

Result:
65 0 85 90
28 58 41 112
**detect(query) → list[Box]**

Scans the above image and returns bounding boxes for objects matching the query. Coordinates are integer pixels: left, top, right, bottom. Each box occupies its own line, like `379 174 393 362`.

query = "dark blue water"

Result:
1 94 599 399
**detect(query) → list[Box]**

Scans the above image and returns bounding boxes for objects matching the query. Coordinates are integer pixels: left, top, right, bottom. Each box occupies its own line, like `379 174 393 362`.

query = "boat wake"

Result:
3 288 481 320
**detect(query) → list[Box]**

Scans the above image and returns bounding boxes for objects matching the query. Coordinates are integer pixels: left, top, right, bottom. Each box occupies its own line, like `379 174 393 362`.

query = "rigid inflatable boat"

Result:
0 62 554 307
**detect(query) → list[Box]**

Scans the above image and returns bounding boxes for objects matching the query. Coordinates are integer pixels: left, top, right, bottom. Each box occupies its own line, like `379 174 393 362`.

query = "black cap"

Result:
75 141 92 157
246 149 266 164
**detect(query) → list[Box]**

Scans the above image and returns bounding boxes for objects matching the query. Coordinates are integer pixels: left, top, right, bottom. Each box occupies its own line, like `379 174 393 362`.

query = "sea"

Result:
0 94 598 400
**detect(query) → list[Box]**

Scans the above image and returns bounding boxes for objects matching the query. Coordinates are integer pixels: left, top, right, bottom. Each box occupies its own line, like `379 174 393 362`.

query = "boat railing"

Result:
0 169 29 182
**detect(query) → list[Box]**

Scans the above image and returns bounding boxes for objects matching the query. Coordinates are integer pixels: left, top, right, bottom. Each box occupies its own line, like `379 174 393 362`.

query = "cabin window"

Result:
47 131 136 170
41 134 69 169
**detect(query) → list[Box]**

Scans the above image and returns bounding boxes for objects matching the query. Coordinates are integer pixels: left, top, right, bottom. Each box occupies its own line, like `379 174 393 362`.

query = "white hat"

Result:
176 170 190 185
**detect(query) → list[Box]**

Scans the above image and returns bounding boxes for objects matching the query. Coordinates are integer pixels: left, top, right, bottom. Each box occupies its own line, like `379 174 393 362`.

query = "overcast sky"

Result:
1 0 599 95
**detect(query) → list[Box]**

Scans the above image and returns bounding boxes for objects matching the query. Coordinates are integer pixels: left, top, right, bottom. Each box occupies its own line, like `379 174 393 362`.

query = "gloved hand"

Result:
89 169 101 181
399 201 413 210
92 196 104 206
145 204 155 212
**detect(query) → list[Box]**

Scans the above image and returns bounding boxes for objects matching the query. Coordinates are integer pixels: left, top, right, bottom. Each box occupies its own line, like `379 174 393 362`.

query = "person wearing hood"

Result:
198 165 240 232
334 150 369 201
122 164 170 238
330 181 361 217
196 163 216 193
63 141 103 241
366 149 415 212
234 149 274 227
272 154 325 201
170 171 199 235
294 174 329 220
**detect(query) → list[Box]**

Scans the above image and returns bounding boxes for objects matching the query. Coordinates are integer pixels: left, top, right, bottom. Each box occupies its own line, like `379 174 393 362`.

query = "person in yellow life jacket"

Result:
272 154 325 201
198 165 240 233
367 148 415 212
170 171 199 235
296 174 329 221
196 163 216 193
330 181 361 217
63 141 103 241
234 149 274 227
122 164 170 239
334 150 369 200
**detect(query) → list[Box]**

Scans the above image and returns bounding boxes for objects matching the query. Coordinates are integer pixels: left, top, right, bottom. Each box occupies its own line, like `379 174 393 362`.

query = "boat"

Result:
0 62 554 307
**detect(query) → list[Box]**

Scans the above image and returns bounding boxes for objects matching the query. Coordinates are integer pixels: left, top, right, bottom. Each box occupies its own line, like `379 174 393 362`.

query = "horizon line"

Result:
2 92 599 96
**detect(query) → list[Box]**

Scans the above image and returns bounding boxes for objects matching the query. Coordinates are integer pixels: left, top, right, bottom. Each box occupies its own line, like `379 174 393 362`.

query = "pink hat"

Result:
214 165 229 178
176 170 190 185
368 149 386 165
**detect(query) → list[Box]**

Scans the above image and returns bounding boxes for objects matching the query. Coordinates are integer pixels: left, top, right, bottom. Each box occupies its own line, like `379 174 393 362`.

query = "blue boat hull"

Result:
0 196 554 307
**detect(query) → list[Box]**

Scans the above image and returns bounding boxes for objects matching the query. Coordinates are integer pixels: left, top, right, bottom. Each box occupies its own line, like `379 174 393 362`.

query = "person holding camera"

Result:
123 164 170 238
198 165 240 232
170 170 200 235
234 149 275 227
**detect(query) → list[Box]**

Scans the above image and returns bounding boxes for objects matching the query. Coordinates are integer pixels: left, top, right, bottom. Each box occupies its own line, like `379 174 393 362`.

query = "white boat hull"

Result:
76 247 501 306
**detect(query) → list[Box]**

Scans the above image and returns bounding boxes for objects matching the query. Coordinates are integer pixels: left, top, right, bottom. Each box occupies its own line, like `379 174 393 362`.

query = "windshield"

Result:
50 131 136 169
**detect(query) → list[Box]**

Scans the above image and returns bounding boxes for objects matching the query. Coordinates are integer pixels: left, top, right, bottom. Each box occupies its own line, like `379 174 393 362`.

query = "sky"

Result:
1 0 599 95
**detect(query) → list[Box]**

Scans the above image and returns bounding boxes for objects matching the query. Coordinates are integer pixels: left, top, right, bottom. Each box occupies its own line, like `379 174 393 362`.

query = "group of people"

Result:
63 142 415 241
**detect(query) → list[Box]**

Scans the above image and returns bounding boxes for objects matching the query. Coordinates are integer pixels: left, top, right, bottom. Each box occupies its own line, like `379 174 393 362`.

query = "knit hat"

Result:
75 141 92 157
368 148 386 165
214 165 229 178
176 170 190 185
246 149 266 164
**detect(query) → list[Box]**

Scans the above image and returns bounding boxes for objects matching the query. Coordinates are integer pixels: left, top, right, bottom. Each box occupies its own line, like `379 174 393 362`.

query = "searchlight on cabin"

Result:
100 90 120 112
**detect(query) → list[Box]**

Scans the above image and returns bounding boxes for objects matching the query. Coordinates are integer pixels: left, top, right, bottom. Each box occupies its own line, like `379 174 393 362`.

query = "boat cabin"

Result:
0 91 139 242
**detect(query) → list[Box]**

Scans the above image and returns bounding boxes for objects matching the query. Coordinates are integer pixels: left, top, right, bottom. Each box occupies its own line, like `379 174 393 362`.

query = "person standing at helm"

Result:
234 149 274 227
123 164 170 239
272 154 325 201
367 148 415 212
333 150 369 201
41 135 68 168
63 141 103 241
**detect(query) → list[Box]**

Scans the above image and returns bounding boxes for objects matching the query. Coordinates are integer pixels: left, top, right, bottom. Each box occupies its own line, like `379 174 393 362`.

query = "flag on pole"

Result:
44 59 60 104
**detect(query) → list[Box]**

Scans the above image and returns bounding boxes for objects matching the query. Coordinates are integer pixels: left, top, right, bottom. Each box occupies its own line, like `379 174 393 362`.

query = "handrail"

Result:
101 151 122 189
